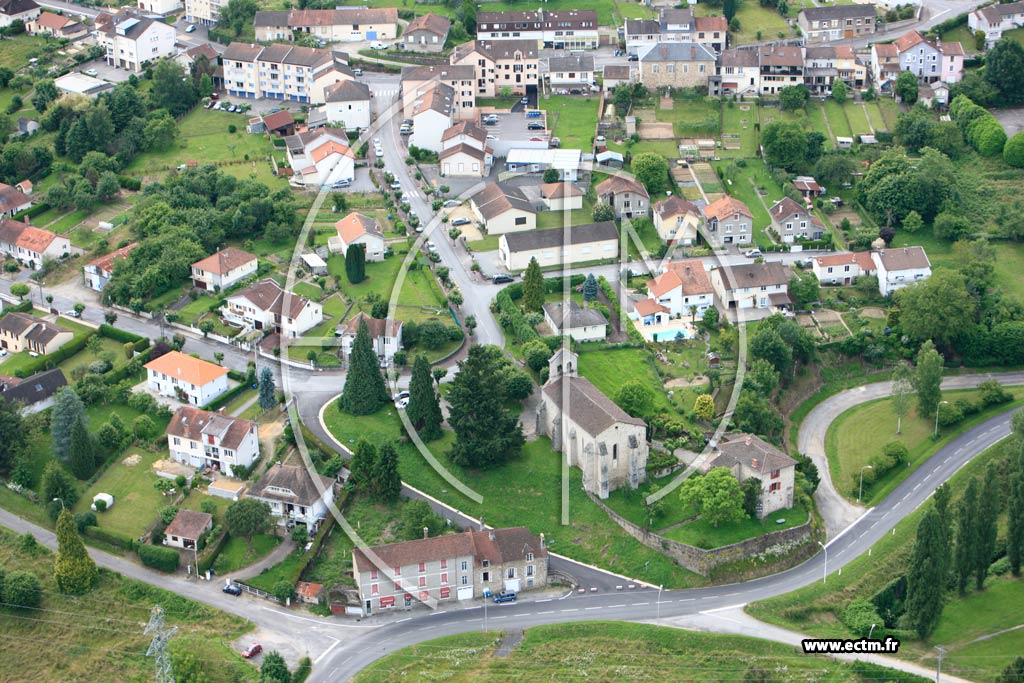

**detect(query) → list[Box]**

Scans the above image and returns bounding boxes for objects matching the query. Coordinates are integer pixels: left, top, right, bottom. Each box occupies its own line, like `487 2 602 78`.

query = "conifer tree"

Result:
339 318 389 415
51 388 86 463
348 439 376 493
955 477 979 594
345 243 366 284
905 507 948 638
521 257 544 312
406 354 443 441
258 366 276 411
1007 453 1024 576
373 442 401 504
975 463 1001 589
54 509 97 595
68 418 95 480
582 273 598 305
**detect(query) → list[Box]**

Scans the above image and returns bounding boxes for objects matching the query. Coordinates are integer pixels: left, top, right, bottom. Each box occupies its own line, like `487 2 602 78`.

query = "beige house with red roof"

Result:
83 242 137 292
27 10 87 38
404 13 451 52
339 311 403 365
653 195 701 244
223 279 323 337
539 182 584 211
701 196 753 246
354 527 548 613
191 247 257 292
0 218 70 269
163 509 213 550
645 260 713 318
284 128 355 187
330 212 385 261
145 351 230 406
812 251 876 286
0 313 72 355
166 406 259 478
703 433 797 517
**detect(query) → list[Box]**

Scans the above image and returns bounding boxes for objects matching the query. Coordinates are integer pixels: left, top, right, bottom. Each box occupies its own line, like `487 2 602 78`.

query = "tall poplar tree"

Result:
975 463 1001 589
912 340 944 421
54 509 97 595
521 257 544 312
339 318 389 415
1007 452 1024 576
406 354 443 441
905 507 948 638
955 477 979 594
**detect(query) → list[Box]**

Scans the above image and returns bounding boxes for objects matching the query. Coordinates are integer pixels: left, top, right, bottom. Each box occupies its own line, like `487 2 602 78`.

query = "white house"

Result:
144 351 230 407
545 53 594 87
83 242 137 292
191 247 258 292
247 463 336 533
652 195 701 245
0 0 39 29
539 182 584 211
137 0 182 16
0 218 71 269
285 128 355 187
97 10 177 74
166 406 260 478
812 252 876 286
253 7 398 43
162 509 212 550
223 279 324 337
0 183 33 218
409 82 455 154
893 30 964 85
339 312 403 366
470 183 536 234
542 300 607 342
330 212 385 262
710 261 792 311
969 0 1024 48
439 121 491 177
645 260 713 317
871 246 931 296
505 148 582 182
322 79 372 132
498 221 618 271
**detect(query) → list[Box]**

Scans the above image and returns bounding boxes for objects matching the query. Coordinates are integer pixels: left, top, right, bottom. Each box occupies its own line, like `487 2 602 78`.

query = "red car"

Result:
241 644 262 659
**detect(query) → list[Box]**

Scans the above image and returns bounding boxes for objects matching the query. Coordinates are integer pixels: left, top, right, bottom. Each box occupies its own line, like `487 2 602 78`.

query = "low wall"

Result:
588 492 813 577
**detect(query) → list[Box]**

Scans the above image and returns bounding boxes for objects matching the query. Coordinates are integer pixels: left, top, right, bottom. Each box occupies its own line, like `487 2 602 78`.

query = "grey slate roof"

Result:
248 463 335 506
542 300 606 331
639 42 716 63
0 368 66 407
501 221 617 253
547 53 594 73
708 433 797 474
543 375 645 437
800 4 875 21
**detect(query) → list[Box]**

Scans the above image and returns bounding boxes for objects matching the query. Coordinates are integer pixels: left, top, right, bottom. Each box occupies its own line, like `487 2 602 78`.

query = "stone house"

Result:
704 433 797 517
768 197 826 243
637 42 716 89
595 176 649 220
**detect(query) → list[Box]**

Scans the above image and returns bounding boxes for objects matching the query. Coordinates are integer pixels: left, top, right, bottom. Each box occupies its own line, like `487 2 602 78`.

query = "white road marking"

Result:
677 598 695 603
607 604 626 608
536 599 552 603
633 602 649 606
584 606 604 611
537 610 555 615
395 617 411 623
314 638 341 665
560 608 579 613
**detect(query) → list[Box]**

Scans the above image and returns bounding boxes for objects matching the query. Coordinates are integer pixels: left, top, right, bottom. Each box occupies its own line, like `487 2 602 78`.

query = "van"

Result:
399 124 412 135
353 68 363 77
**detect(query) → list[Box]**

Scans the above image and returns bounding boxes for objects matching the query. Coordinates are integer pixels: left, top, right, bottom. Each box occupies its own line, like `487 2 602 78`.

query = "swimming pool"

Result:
650 326 694 343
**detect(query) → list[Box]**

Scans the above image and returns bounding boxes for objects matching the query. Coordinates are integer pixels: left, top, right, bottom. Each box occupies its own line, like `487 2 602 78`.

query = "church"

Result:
536 349 649 499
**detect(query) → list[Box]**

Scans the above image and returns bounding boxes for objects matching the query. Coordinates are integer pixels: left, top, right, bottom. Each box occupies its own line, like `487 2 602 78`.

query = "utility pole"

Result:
935 646 946 683
144 605 178 683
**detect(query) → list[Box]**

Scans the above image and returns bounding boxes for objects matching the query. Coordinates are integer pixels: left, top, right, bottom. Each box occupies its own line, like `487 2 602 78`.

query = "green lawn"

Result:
577 347 674 414
720 103 759 157
748 439 1022 682
656 96 720 138
822 99 854 139
57 337 128 378
863 101 888 133
175 295 220 325
661 503 809 549
841 101 873 136
826 388 1024 503
353 622 902 683
330 253 403 303
0 35 48 70
323 405 703 588
0 314 96 377
49 209 92 235
72 446 171 539
243 546 308 593
535 205 595 230
540 96 600 150
292 281 324 301
465 233 501 252
806 100 835 144
717 158 781 249
212 534 281 574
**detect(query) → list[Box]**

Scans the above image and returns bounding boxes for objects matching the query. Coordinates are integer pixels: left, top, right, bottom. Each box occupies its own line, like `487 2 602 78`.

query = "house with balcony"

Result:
166 406 260 478
222 279 323 337
710 261 792 311
703 433 797 517
354 526 548 614
248 463 336 533
191 247 258 292
701 196 753 246
892 30 964 85
145 351 229 406
715 48 760 96
339 312 403 366
804 46 867 95
184 0 220 26
450 40 538 97
798 5 876 43
284 128 355 187
222 42 352 104
758 44 804 95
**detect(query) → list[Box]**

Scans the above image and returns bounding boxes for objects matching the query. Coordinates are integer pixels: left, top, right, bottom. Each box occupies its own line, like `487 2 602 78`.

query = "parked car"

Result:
209 92 219 100
353 67 363 76
443 199 461 207
64 309 81 318
185 23 196 33
520 96 529 105
627 53 639 61
241 644 262 658
228 104 237 113
331 178 351 189
744 249 762 258
390 181 402 190
370 41 388 50
222 583 242 596
426 241 437 252
84 68 98 77
0 349 7 357
451 217 471 226
482 114 499 125
399 125 412 135
493 590 517 603
401 193 411 203
492 274 514 284
527 122 545 131
392 390 410 402
205 100 215 109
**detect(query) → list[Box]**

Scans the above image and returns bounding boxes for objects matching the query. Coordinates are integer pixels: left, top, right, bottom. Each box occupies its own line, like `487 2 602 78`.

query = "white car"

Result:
401 193 411 203
185 24 196 33
390 181 401 190
370 41 388 50
426 241 437 251
373 138 381 146
744 249 763 258
84 68 98 77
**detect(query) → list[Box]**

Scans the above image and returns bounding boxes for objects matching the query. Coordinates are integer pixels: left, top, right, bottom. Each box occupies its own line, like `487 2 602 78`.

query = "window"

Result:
371 583 379 595
394 566 401 576
418 562 425 573
461 575 468 585
769 482 781 492
418 576 426 587
514 216 527 226
482 571 490 582
441 559 447 569
460 560 468 571
771 469 781 479
482 560 489 568
506 567 516 579
441 572 448 585
370 569 378 580
526 552 534 562
527 565 534 577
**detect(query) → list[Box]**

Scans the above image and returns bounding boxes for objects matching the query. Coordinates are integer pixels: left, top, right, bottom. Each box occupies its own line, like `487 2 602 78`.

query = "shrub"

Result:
84 526 135 550
3 570 42 609
74 511 96 532
137 544 180 573
937 401 964 427
979 379 1013 406
842 598 883 637
272 579 295 602
1005 132 1024 168
93 499 107 512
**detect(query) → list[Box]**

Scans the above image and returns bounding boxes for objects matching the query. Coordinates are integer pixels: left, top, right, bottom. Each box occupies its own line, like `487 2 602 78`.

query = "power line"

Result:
143 606 178 683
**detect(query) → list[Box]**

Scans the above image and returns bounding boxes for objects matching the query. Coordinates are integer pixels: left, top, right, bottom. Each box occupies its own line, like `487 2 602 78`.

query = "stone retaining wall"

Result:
588 492 813 577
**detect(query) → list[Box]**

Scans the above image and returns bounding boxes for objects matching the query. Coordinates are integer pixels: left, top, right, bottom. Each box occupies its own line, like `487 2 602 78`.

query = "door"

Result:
457 586 473 601
504 578 521 592
366 31 377 40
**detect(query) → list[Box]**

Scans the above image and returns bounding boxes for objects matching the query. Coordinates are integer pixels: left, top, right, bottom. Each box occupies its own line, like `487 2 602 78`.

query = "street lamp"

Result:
868 623 877 640
656 584 663 619
859 465 873 503
934 400 948 438
817 541 828 584
52 497 64 510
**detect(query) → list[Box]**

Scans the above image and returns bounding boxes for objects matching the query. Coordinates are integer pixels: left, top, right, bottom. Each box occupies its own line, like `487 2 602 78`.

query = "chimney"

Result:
540 532 546 549
488 530 495 541
690 46 696 60
23 215 30 225
751 458 760 469
745 435 752 446
478 516 485 531
423 526 429 539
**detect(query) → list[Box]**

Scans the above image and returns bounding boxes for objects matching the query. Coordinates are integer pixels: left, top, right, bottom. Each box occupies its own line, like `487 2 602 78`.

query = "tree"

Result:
933 211 973 241
68 419 96 480
348 439 377 493
955 477 979 594
701 306 719 332
96 172 120 201
51 388 87 464
895 71 919 104
372 442 402 503
257 366 276 411
400 499 445 540
749 327 793 378
3 570 41 609
198 73 214 98
447 345 525 469
9 282 28 300
975 463 1000 590
679 468 745 527
582 273 598 305
905 507 948 637
746 358 780 397
831 79 848 104
788 273 819 309
890 362 914 434
592 202 615 222
151 61 198 117
997 658 1024 683
542 168 560 183
779 85 809 112
615 380 654 418
132 415 156 441
694 394 715 421
901 210 924 234
271 581 294 604
521 257 544 312
912 340 944 420
54 509 97 595
1005 132 1024 168
632 153 670 195
722 0 738 21
345 243 366 284
895 270 976 349
41 461 78 510
30 79 59 113
761 120 808 172
407 355 443 441
1008 446 1024 576
0 397 25 476
985 38 1024 105
813 154 854 189
143 114 177 152
895 106 937 153
339 318 389 415
225 498 272 551
259 651 291 683
741 478 761 519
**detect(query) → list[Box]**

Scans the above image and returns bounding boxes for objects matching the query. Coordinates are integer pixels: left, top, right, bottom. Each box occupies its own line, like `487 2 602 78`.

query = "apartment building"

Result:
166 406 259 478
184 0 220 26
450 40 538 97
401 64 477 121
97 10 177 73
253 8 398 43
222 42 351 104
759 44 804 95
475 9 598 49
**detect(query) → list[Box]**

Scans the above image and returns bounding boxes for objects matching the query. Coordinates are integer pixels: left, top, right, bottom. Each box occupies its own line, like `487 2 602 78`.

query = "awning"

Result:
379 595 395 608
440 587 451 599
768 292 792 307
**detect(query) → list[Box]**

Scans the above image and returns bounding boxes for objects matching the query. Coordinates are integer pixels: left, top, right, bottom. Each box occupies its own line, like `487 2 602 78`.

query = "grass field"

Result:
863 101 887 132
822 99 854 139
72 447 169 538
806 99 835 143
695 2 790 44
577 347 674 414
661 503 809 549
212 534 281 574
0 35 48 70
0 528 258 683
842 101 873 136
0 314 96 377
826 388 1024 504
721 103 759 157
748 439 1023 682
323 405 703 588
353 621 915 683
540 96 599 150
717 158 781 249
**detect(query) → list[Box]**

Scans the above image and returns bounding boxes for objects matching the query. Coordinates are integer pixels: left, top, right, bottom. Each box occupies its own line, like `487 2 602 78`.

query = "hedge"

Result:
0 300 33 317
227 369 247 383
137 543 180 573
495 289 540 344
202 382 248 411
118 176 142 191
98 324 144 345
951 94 1007 157
598 276 644 343
12 202 51 220
102 348 151 386
283 513 337 587
197 530 231 574
292 657 312 683
84 525 136 551
14 329 96 379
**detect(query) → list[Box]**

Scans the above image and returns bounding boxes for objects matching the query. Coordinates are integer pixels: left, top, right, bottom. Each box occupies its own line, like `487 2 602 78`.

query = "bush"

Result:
84 525 135 550
979 379 1012 406
272 579 295 602
137 543 180 573
3 570 42 609
74 511 97 532
842 598 883 637
937 400 964 427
